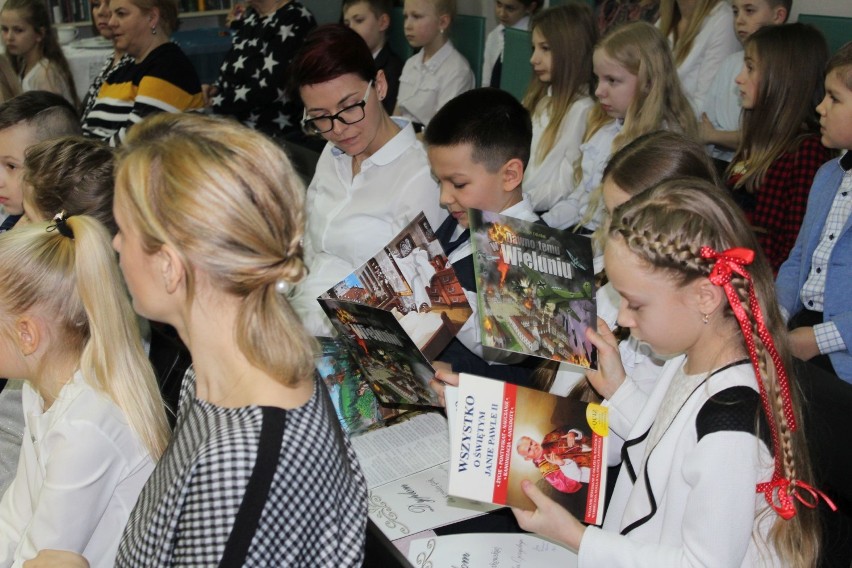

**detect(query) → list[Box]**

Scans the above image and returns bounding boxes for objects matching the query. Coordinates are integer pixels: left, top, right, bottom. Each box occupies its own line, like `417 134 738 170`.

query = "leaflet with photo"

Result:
448 373 609 526
469 208 596 372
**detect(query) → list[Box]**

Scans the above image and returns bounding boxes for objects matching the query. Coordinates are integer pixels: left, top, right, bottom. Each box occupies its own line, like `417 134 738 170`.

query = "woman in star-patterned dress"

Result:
208 0 315 139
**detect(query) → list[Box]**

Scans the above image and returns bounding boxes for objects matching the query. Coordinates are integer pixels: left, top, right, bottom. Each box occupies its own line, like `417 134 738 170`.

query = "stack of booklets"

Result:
312 210 606 564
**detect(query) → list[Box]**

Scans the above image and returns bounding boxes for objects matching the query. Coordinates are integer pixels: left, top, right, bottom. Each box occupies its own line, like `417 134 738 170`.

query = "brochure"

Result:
407 533 578 567
448 373 609 526
469 209 596 371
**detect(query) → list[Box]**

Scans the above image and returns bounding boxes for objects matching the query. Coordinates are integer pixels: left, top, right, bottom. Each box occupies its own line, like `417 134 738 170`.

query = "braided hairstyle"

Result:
609 178 820 567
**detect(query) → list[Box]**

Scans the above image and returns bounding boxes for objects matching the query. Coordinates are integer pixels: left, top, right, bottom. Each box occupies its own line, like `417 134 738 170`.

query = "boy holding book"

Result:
777 42 852 384
424 87 541 387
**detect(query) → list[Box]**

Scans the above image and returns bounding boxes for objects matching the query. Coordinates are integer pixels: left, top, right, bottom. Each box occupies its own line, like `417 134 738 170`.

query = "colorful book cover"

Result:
318 299 441 407
469 209 597 371
314 337 408 435
320 212 472 362
447 373 609 526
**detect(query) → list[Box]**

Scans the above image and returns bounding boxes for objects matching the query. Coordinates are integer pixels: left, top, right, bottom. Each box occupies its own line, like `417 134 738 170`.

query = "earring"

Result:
151 26 157 35
702 313 709 325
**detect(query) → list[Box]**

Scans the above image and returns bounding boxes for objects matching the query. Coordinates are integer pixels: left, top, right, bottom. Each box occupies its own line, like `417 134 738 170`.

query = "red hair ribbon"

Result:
700 247 835 519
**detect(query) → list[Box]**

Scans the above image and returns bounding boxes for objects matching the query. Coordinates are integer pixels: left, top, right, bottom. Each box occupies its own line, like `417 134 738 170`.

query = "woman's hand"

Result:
584 317 626 400
429 361 458 408
226 2 246 26
24 551 89 568
201 84 219 107
511 480 585 552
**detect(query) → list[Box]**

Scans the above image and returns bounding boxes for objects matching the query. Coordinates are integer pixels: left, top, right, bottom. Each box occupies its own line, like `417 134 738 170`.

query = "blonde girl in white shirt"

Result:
522 3 597 218
0 215 168 567
546 22 698 232
395 0 473 127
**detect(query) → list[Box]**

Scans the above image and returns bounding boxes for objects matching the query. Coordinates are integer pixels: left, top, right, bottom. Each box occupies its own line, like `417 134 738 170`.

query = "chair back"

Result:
301 0 343 24
797 14 852 55
452 14 486 87
500 28 532 101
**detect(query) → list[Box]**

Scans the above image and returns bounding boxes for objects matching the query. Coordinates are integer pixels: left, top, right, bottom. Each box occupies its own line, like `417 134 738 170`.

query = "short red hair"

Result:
288 24 376 99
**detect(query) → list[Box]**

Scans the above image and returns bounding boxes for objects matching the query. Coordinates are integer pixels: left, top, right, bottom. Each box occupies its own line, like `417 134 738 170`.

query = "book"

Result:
318 213 472 407
448 373 609 526
314 337 408 435
469 209 597 371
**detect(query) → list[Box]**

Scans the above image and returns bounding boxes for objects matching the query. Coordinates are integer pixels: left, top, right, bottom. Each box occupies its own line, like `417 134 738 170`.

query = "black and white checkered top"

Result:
115 367 368 566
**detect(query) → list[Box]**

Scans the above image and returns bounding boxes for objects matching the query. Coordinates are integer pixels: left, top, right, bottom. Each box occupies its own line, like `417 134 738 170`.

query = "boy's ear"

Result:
157 243 185 295
501 157 525 193
378 12 390 33
14 316 40 356
772 6 788 24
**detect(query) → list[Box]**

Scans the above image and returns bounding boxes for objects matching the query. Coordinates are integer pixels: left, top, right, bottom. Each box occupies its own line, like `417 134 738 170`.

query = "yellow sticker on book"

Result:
586 403 609 437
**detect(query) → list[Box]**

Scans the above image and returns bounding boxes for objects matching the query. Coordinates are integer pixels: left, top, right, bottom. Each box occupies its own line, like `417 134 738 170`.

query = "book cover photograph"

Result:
320 212 472 362
448 373 609 525
314 337 408 435
318 298 441 407
469 209 596 370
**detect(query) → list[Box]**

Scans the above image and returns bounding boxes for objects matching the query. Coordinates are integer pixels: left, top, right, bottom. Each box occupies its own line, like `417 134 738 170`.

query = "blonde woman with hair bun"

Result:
31 112 368 566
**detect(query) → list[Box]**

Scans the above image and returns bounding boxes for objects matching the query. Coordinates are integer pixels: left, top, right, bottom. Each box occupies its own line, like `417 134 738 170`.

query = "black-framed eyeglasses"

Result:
302 80 373 135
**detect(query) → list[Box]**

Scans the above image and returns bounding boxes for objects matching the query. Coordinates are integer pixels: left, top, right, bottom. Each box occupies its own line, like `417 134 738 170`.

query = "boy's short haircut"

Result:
424 87 532 172
342 0 394 17
766 0 792 19
827 41 852 91
0 91 82 142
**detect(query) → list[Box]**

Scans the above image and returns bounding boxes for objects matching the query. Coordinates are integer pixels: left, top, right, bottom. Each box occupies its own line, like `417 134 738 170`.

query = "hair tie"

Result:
47 211 74 239
699 246 835 519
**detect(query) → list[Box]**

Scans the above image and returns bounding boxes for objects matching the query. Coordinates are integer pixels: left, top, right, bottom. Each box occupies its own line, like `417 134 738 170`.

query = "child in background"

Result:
547 131 720 397
482 0 538 88
728 23 832 273
22 137 116 234
395 0 474 128
658 0 739 115
0 92 81 233
776 42 852 383
522 4 596 217
515 179 824 567
425 88 541 388
0 216 169 566
343 0 403 113
595 0 659 36
0 0 78 107
700 0 789 169
543 22 697 232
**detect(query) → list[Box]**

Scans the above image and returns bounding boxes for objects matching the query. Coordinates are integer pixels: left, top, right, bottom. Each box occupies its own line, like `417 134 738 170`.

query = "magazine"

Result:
469 209 596 371
447 373 609 525
314 337 409 435
407 533 578 567
318 213 472 407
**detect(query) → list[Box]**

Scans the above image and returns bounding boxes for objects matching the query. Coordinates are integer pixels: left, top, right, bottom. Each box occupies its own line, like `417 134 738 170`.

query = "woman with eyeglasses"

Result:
287 24 445 336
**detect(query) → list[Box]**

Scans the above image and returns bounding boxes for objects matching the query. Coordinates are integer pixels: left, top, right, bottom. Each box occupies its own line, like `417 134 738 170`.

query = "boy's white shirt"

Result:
448 195 539 366
481 15 530 87
701 50 744 162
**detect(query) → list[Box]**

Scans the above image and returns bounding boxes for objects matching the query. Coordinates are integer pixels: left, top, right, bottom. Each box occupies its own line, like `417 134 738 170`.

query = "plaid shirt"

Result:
729 135 834 273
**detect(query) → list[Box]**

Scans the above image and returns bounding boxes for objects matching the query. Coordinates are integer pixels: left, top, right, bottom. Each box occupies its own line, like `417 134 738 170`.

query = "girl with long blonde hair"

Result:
522 3 597 217
0 215 168 566
515 178 826 567
545 22 697 232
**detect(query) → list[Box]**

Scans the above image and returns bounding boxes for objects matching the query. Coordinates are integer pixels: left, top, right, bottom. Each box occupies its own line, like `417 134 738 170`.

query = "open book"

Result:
469 209 596 372
317 212 472 407
448 373 609 525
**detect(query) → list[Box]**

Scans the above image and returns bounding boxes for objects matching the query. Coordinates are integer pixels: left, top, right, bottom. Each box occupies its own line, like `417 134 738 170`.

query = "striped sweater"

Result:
82 42 204 146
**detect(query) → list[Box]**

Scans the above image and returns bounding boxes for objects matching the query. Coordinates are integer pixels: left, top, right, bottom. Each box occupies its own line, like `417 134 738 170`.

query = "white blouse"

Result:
396 40 474 126
0 372 154 568
524 93 595 213
290 118 446 336
666 1 739 116
20 59 75 106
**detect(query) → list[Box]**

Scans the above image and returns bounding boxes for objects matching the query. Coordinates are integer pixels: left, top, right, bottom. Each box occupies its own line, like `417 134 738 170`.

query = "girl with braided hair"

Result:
513 178 828 566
